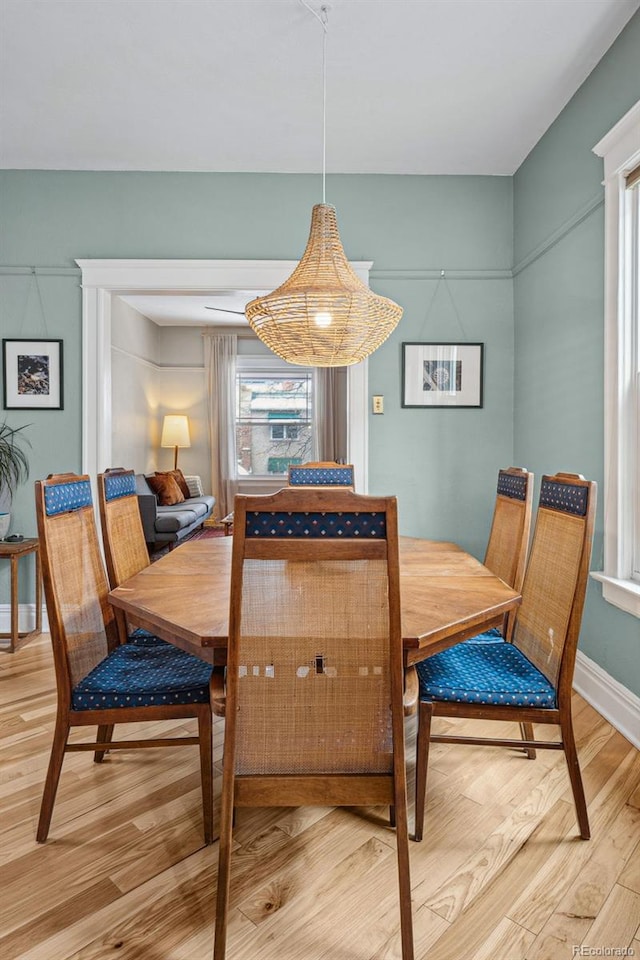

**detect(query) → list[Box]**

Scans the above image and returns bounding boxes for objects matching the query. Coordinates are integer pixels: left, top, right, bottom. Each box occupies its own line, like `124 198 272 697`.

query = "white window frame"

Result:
236 355 313 481
592 100 640 618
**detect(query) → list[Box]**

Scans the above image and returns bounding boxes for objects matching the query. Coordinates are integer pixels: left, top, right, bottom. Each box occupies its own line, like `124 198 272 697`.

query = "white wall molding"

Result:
370 268 513 280
512 192 604 276
574 650 640 749
112 345 205 374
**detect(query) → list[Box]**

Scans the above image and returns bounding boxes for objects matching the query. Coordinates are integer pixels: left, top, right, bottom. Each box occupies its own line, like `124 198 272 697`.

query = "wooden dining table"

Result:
109 535 521 667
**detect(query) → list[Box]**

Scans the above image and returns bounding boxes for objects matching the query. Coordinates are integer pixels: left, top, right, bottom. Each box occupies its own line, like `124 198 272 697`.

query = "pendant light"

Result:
245 1 403 367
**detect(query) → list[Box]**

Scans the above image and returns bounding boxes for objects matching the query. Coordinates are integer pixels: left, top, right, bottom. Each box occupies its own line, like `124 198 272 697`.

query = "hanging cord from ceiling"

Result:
298 0 329 204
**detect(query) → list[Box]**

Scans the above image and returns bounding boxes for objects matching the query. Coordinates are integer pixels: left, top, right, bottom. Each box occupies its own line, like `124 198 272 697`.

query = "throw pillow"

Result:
147 473 185 506
156 468 191 500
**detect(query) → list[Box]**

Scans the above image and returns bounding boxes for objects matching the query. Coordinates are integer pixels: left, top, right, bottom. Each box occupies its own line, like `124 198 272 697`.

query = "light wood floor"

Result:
2 635 639 960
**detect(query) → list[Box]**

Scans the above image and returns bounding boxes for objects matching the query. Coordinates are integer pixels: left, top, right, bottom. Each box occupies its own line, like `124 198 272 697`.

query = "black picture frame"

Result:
402 342 484 408
2 339 64 410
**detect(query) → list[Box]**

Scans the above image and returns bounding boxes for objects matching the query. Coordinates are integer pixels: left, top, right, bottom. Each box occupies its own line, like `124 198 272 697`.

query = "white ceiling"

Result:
119 292 266 326
5 0 638 327
2 0 638 177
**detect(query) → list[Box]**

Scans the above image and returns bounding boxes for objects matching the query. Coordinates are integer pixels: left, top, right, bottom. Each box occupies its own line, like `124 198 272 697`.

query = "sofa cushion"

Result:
155 508 201 533
156 468 191 500
147 473 185 506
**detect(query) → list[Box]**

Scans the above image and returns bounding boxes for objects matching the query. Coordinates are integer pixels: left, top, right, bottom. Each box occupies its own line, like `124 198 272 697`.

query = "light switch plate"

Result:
372 395 384 414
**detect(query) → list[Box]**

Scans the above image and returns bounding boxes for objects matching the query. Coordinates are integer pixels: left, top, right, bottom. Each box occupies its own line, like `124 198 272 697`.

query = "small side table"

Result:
0 538 42 654
220 512 234 536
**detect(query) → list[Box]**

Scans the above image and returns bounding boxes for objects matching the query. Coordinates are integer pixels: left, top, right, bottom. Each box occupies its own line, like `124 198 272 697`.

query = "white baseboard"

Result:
0 603 49 650
1 607 638 750
574 650 640 750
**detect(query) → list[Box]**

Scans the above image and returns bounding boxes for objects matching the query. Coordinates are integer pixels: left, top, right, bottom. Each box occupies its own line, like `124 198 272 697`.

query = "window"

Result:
236 358 313 478
592 101 640 618
270 423 300 441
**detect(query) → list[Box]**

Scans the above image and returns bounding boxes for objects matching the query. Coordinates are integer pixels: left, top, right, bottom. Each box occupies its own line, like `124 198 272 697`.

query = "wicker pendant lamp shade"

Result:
246 203 402 367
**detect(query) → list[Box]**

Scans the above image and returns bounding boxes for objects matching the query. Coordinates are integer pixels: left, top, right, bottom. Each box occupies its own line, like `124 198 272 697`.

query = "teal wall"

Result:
0 172 513 573
513 11 640 695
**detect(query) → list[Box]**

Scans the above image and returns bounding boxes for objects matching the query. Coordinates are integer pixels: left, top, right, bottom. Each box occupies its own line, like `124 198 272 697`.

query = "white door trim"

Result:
77 259 370 492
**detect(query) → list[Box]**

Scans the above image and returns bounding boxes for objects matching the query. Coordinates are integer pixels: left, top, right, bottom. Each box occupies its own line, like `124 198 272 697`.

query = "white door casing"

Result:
77 259 370 492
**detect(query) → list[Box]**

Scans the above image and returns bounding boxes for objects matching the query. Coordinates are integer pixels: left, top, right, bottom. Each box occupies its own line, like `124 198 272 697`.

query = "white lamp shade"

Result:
161 415 191 449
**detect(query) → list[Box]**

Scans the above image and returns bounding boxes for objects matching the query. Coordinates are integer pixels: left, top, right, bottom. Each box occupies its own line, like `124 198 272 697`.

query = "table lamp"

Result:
161 414 191 470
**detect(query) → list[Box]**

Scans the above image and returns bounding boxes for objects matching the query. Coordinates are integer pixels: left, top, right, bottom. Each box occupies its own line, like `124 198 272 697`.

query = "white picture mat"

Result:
3 339 62 409
403 342 483 407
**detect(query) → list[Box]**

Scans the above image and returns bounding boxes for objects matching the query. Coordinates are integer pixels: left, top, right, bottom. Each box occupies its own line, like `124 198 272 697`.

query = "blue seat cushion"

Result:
128 627 169 647
417 640 557 708
465 626 503 643
72 643 212 710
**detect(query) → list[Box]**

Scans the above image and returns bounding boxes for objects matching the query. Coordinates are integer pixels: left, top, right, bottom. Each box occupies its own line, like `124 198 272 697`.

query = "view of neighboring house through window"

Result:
236 364 313 477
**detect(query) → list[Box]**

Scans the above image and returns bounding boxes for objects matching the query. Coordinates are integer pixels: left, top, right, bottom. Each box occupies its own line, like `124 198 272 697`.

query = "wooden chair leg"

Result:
197 706 214 845
560 711 590 839
413 700 433 842
37 715 70 843
213 778 235 960
94 724 114 763
394 774 415 959
520 721 536 760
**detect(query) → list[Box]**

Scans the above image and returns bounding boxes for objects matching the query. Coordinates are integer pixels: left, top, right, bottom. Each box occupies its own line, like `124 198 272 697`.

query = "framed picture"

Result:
2 339 64 410
402 342 483 408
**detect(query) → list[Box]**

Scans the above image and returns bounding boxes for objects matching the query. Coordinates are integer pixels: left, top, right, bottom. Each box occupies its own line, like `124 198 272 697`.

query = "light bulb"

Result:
314 311 332 328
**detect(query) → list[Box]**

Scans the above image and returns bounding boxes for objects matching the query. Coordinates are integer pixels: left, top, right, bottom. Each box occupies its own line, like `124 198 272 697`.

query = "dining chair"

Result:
34 472 215 844
475 466 534 640
413 473 596 842
97 467 166 645
403 466 535 720
214 487 413 960
287 460 355 489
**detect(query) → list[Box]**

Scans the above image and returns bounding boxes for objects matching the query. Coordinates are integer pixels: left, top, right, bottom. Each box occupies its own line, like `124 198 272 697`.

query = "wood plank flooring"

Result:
2 635 639 960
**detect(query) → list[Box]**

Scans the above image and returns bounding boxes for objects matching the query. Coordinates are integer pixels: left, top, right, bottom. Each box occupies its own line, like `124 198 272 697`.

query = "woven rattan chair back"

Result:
287 461 355 489
513 473 596 689
97 468 150 588
36 473 115 691
483 467 533 591
34 473 214 846
214 487 413 960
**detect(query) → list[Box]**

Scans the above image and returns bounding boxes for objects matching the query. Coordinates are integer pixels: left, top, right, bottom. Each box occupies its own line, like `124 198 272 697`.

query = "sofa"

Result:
135 473 216 548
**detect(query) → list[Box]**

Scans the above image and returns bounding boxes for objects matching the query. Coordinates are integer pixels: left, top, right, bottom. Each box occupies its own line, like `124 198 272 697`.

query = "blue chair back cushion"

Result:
104 471 137 501
417 641 556 708
72 643 211 710
497 471 527 501
44 479 93 516
539 478 588 516
289 466 354 486
245 511 386 538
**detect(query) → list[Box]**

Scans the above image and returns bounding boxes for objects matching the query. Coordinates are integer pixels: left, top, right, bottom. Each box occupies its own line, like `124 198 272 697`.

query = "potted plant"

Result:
0 421 31 540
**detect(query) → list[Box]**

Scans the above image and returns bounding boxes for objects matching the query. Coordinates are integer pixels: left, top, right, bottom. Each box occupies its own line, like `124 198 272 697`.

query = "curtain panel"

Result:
203 333 238 518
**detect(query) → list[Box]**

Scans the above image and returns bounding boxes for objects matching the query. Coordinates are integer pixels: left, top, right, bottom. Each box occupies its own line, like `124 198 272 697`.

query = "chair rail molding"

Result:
77 259 371 494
